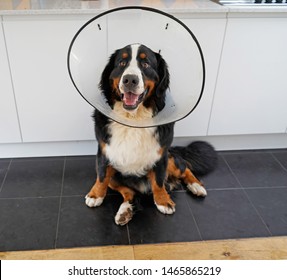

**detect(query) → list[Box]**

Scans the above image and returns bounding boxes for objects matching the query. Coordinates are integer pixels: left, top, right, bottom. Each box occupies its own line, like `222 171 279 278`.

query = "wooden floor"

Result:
1 236 287 260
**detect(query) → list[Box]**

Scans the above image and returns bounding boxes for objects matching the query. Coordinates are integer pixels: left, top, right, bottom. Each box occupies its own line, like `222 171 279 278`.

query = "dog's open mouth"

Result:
121 90 147 110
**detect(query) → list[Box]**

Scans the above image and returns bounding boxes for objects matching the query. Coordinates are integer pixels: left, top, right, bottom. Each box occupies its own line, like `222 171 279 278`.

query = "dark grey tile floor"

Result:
0 149 287 252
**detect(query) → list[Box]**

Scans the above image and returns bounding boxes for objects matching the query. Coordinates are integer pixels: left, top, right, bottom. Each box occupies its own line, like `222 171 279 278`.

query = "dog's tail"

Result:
169 141 218 176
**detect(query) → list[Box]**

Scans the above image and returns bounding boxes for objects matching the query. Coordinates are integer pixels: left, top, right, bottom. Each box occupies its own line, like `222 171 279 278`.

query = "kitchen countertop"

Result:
0 0 227 15
0 0 286 16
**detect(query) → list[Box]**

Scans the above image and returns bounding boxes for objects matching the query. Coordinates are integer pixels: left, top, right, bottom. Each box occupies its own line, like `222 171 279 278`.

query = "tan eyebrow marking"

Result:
122 52 128 59
139 53 147 59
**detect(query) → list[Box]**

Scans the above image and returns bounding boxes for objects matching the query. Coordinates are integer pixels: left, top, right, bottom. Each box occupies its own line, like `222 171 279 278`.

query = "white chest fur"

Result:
105 122 161 176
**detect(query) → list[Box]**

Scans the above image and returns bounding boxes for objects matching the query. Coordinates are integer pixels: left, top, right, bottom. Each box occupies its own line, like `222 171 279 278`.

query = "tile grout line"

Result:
0 195 62 200
241 189 273 237
221 156 243 190
206 185 287 191
0 159 13 194
221 155 273 237
12 157 66 163
126 224 132 245
182 193 204 241
54 157 67 249
270 152 287 173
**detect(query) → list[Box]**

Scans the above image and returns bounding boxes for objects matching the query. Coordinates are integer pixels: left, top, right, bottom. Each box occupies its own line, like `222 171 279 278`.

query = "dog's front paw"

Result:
187 183 207 197
85 195 104 207
155 201 175 215
115 201 133 226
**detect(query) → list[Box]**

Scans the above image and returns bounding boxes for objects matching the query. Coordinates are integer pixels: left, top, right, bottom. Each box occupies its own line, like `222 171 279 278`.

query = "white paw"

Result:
187 183 207 197
155 203 175 215
85 195 104 207
115 201 133 226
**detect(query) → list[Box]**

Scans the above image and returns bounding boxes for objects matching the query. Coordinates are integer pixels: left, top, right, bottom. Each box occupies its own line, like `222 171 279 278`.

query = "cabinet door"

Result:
0 22 21 144
208 17 287 136
3 15 98 142
174 18 226 137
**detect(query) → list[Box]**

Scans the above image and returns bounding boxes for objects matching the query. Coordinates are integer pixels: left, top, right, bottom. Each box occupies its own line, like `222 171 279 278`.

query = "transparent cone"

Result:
68 7 205 127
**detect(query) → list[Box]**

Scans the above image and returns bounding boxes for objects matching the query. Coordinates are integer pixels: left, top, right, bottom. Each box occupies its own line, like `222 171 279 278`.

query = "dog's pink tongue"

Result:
123 92 138 106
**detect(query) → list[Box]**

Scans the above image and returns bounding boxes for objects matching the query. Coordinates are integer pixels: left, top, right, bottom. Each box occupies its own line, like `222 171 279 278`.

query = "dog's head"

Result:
100 44 169 118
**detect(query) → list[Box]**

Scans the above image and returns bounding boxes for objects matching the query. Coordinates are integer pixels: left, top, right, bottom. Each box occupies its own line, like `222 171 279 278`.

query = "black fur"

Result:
99 52 121 108
169 141 218 176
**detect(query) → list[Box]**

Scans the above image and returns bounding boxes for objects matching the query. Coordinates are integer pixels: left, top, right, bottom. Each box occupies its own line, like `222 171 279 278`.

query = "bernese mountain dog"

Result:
85 43 217 225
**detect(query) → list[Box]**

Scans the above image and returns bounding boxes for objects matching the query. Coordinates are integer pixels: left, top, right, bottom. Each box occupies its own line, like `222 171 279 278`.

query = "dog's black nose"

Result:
122 74 139 89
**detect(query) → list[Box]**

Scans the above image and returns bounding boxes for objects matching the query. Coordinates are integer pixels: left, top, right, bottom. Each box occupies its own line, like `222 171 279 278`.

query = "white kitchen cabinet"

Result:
3 14 227 142
174 17 226 136
0 21 21 144
208 17 287 136
3 15 96 142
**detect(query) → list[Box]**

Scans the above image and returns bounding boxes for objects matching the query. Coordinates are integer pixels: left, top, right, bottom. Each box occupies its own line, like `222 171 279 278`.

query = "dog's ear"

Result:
155 53 170 97
154 53 170 112
99 51 119 108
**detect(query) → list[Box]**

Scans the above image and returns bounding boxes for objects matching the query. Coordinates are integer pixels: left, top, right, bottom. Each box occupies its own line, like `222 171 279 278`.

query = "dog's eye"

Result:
141 62 150 69
119 61 126 67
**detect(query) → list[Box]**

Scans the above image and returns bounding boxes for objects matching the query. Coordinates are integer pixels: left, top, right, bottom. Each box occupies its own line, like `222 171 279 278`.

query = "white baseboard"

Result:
0 140 97 158
0 134 286 158
173 134 287 151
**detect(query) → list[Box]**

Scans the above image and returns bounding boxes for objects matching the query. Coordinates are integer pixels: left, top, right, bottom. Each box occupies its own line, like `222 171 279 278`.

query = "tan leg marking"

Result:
109 181 135 226
148 171 175 215
167 157 207 196
85 166 115 207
